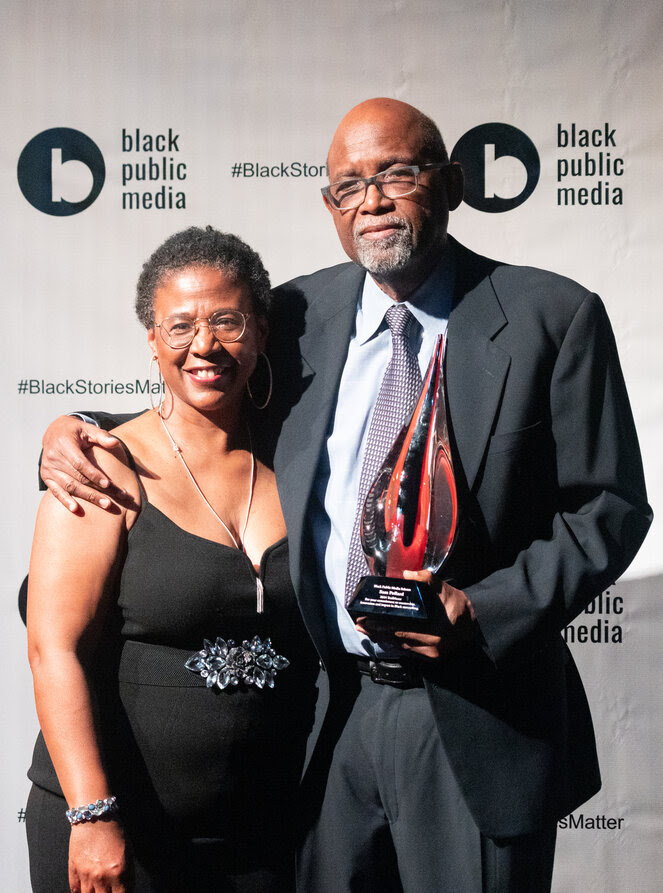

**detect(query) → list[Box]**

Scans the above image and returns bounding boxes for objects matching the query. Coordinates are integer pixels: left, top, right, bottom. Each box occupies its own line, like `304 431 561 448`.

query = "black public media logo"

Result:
17 128 105 216
451 123 539 213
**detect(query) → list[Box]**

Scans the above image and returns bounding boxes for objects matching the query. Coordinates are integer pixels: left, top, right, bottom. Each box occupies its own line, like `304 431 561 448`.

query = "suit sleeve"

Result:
73 410 143 430
465 293 652 666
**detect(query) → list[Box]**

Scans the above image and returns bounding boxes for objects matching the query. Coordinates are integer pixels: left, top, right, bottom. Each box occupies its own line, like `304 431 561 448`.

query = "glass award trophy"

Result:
347 333 457 623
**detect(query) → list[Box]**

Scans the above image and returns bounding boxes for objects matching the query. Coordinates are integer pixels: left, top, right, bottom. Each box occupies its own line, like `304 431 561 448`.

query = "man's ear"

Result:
446 162 464 212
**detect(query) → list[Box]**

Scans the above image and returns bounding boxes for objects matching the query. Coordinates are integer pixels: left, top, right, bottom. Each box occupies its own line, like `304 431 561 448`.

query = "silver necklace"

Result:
158 413 263 612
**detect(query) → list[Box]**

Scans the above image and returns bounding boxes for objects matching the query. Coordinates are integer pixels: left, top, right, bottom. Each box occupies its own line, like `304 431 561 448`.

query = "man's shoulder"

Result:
493 259 592 299
455 239 598 323
269 261 363 339
273 260 362 300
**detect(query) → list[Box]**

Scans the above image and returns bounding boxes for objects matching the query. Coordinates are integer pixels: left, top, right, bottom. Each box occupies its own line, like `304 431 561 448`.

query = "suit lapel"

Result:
275 264 364 598
446 241 510 491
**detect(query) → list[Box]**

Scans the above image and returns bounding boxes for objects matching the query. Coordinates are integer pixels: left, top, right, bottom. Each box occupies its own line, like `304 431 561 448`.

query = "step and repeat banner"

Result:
3 1 661 889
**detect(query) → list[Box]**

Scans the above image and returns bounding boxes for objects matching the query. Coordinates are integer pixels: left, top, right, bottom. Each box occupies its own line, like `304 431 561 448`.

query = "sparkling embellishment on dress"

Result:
185 636 290 690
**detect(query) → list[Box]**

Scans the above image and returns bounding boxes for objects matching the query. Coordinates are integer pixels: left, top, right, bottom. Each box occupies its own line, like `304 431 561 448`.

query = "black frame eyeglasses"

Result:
156 309 251 349
321 162 450 210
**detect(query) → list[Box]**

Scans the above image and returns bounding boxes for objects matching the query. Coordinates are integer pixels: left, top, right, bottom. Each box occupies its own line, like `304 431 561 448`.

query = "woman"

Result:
26 227 318 893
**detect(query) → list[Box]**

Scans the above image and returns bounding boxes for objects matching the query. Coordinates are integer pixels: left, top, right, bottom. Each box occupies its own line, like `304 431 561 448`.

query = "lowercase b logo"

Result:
451 123 539 213
17 128 105 216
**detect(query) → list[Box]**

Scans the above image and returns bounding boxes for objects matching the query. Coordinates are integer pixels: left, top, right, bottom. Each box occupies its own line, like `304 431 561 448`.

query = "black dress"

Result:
26 480 318 893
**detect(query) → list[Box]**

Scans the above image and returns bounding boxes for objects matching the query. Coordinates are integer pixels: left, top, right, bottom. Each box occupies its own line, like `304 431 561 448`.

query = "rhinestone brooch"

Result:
185 636 290 690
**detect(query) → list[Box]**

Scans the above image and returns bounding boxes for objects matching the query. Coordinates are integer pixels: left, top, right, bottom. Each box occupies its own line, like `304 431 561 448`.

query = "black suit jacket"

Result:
269 237 652 837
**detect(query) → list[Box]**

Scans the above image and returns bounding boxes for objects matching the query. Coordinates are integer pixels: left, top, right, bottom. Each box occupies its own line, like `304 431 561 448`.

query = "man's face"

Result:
323 106 458 278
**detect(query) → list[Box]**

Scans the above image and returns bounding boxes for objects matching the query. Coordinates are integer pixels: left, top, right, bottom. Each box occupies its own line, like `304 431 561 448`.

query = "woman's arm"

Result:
27 444 140 893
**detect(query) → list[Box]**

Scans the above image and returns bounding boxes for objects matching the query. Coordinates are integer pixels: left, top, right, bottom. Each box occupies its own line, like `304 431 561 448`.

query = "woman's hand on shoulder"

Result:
69 819 131 893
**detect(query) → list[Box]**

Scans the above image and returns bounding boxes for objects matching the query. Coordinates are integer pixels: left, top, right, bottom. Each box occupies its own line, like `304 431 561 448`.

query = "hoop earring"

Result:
149 355 164 412
246 352 273 410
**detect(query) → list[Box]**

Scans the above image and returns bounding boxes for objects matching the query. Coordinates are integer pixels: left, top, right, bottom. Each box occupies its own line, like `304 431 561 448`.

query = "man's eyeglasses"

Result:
321 163 450 210
156 309 251 349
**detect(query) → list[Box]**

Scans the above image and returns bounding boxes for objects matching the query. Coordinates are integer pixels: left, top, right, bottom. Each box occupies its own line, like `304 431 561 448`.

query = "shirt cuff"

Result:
67 412 100 427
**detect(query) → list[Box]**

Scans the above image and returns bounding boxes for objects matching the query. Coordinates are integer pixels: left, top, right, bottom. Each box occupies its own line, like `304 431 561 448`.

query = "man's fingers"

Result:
73 435 126 496
394 630 443 659
41 439 126 511
42 479 83 513
45 476 113 511
66 450 112 490
354 618 395 639
393 630 441 645
63 477 113 509
82 428 121 450
47 434 126 497
402 568 437 587
398 638 444 659
41 419 124 494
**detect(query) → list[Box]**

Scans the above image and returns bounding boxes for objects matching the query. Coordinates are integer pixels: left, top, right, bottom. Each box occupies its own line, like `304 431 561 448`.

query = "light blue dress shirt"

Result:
310 249 456 656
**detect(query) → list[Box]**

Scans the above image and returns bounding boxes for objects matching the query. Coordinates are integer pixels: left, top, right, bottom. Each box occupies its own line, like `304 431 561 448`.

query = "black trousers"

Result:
297 672 556 893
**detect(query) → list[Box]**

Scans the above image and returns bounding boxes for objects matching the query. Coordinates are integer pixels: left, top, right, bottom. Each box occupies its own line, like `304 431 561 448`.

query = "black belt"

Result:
119 640 207 686
354 656 425 689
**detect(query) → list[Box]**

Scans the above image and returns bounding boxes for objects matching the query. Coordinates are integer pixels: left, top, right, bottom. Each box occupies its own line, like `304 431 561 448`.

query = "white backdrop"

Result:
2 1 661 889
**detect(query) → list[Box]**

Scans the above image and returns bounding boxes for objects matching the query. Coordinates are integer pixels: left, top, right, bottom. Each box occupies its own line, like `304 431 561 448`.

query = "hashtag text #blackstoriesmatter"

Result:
231 161 327 178
17 378 164 397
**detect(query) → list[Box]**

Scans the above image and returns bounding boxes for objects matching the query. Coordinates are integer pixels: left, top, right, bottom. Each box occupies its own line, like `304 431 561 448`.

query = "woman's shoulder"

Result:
110 408 154 441
110 411 158 465
105 412 163 513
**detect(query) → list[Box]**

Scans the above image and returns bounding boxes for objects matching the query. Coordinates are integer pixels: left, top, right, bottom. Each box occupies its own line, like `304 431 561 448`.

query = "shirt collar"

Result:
356 240 456 345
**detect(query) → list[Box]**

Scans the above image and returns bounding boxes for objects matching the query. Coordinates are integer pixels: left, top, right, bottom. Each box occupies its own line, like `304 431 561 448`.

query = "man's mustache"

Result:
354 216 410 237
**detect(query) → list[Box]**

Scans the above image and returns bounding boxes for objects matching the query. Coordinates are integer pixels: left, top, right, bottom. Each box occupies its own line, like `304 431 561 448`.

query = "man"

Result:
41 99 651 892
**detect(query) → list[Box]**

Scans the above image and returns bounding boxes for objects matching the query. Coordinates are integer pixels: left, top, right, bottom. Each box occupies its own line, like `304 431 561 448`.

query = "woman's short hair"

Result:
136 225 271 328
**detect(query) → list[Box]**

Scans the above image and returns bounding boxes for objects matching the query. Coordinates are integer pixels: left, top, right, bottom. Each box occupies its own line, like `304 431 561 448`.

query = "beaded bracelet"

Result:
66 795 118 825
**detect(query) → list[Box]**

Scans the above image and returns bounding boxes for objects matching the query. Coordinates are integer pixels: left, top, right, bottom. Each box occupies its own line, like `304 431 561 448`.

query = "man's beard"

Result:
353 217 415 275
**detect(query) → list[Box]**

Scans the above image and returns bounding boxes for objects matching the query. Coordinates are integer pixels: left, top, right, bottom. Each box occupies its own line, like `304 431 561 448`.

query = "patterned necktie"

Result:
344 303 423 605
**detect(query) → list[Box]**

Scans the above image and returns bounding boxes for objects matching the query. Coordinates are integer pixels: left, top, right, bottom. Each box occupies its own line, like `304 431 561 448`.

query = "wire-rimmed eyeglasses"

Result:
156 309 251 349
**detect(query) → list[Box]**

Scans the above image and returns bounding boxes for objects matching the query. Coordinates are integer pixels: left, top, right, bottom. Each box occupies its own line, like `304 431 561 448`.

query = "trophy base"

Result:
347 576 433 622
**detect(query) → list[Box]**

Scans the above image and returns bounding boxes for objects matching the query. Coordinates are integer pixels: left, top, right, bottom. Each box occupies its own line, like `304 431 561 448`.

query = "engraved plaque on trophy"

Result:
347 334 457 623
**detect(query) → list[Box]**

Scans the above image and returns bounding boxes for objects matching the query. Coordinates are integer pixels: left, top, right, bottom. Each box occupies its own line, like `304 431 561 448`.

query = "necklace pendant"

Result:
256 577 264 614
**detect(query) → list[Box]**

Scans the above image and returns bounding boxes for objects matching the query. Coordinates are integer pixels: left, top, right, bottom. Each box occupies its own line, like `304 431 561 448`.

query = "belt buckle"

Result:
369 659 409 687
